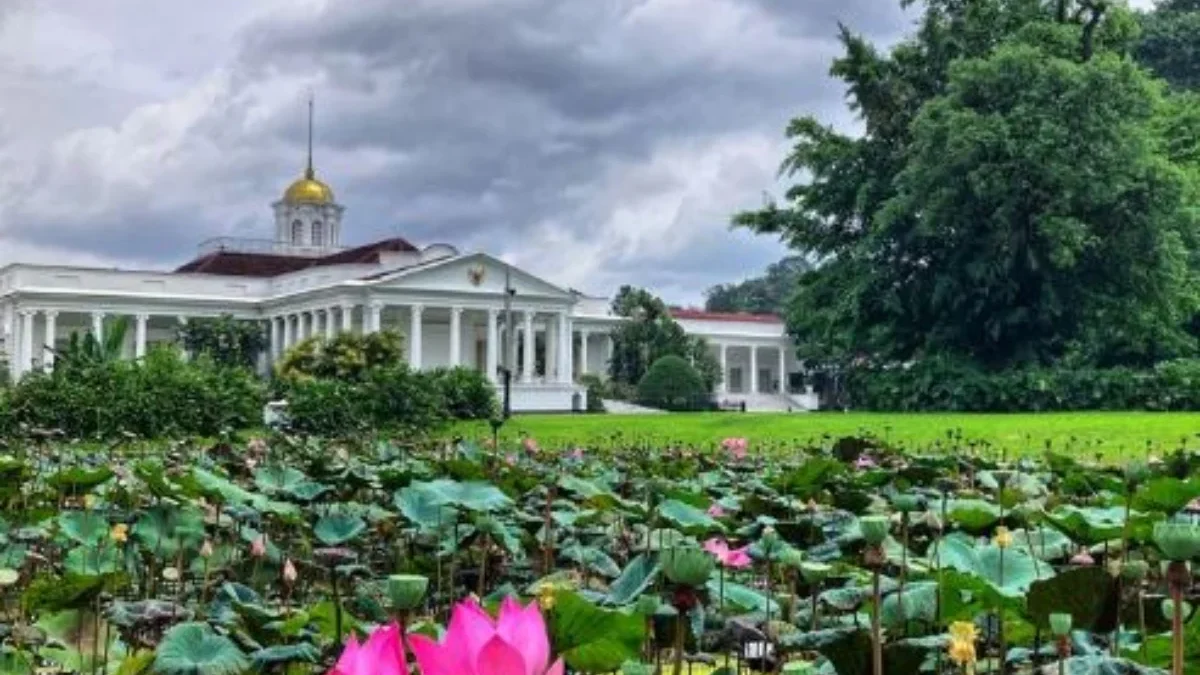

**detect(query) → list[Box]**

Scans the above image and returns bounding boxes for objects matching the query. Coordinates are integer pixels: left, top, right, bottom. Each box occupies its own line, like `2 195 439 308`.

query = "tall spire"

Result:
305 90 315 179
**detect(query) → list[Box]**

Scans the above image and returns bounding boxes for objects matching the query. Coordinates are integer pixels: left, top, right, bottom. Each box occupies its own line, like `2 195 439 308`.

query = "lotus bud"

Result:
780 548 804 569
1106 558 1124 579
662 547 716 588
1124 461 1149 491
923 511 944 532
992 526 1014 550
1154 522 1200 562
1122 559 1150 582
800 562 832 584
250 535 267 559
387 574 429 611
1049 612 1073 638
199 540 214 559
282 559 298 585
859 516 890 547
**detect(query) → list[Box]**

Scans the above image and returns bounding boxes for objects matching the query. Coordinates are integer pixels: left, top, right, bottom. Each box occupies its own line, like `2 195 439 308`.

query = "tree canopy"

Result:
736 0 1200 370
704 256 811 315
607 286 721 391
1137 0 1200 91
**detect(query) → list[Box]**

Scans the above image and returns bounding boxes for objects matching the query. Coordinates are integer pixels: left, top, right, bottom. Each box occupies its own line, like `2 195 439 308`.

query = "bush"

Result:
425 367 498 420
636 355 711 412
7 347 266 438
276 331 405 383
844 357 1200 412
281 365 496 436
577 374 608 413
178 316 268 369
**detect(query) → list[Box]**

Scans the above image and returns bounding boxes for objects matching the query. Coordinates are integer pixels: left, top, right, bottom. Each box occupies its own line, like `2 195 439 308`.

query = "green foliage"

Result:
1137 0 1200 91
577 374 609 413
5 347 264 438
845 357 1200 411
423 367 497 420
635 356 710 412
177 316 268 369
276 331 404 383
704 256 810 314
153 622 249 675
607 286 721 392
54 317 131 370
736 0 1200 372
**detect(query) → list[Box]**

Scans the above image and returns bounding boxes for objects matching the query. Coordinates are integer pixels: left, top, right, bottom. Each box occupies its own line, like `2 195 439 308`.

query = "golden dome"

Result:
282 168 335 205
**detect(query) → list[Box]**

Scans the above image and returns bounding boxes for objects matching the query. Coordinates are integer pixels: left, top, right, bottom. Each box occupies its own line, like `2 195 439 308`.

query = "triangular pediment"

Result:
365 253 574 300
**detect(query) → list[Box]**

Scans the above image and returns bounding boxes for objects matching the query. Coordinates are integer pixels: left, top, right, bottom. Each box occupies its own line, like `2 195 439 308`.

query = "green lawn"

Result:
457 411 1200 458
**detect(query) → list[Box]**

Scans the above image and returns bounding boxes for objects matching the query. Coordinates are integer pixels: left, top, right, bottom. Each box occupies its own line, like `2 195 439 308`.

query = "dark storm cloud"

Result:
3 0 911 300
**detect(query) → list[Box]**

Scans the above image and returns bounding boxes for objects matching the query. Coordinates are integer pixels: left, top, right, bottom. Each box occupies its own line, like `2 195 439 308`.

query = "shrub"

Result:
178 315 268 369
577 374 608 413
7 347 265 438
636 355 711 412
281 364 463 436
844 357 1200 412
425 367 498 420
276 331 405 383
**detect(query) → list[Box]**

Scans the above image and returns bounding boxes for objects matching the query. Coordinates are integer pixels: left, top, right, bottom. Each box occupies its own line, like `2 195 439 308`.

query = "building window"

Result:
312 221 324 246
291 220 304 244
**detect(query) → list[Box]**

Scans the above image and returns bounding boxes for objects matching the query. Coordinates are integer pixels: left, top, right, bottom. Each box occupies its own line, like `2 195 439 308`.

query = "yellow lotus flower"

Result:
993 526 1013 549
83 494 97 509
535 583 557 611
949 621 979 645
110 523 129 544
948 638 976 667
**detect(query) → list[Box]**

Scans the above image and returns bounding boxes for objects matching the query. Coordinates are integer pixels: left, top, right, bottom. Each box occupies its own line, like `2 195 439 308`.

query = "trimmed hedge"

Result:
4 348 266 438
844 357 1200 412
637 355 712 412
280 365 497 436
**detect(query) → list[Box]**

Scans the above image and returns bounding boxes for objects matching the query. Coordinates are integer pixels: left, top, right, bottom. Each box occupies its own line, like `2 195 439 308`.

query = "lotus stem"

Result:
1172 572 1184 675
331 565 343 644
871 567 883 675
672 608 685 675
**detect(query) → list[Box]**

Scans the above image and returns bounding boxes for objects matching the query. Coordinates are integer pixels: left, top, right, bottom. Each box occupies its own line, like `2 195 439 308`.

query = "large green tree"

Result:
704 256 811 314
1137 0 1200 91
607 286 722 391
736 0 1200 369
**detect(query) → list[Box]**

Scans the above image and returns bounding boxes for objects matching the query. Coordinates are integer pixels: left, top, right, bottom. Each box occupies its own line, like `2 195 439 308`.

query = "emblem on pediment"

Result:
467 264 486 286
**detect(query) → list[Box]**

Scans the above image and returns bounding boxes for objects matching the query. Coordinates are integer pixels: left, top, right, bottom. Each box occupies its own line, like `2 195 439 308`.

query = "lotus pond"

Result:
3 435 1200 674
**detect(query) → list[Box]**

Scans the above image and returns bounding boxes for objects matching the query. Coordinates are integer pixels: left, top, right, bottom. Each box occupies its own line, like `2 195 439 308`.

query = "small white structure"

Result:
0 121 809 412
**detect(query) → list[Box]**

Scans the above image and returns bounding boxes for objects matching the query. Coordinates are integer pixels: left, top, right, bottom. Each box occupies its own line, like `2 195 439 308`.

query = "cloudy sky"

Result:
0 0 1156 304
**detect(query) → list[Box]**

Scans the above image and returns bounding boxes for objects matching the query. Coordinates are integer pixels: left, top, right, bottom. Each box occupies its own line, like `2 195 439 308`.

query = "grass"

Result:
457 411 1200 459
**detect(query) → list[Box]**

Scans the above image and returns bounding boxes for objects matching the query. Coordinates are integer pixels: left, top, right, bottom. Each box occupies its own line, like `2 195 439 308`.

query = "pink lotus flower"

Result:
504 454 518 467
282 558 297 584
1070 549 1095 566
409 597 563 675
703 538 752 569
568 447 584 461
854 455 877 470
522 437 539 453
721 437 748 460
330 622 406 675
250 535 267 559
707 503 726 518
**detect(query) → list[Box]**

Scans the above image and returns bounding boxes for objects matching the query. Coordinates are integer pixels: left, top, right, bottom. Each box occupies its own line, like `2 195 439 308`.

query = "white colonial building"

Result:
0 153 814 412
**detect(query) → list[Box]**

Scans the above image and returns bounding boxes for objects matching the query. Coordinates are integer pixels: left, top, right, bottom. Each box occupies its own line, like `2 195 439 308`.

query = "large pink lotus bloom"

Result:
721 437 748 460
703 537 752 569
330 622 406 675
409 597 563 675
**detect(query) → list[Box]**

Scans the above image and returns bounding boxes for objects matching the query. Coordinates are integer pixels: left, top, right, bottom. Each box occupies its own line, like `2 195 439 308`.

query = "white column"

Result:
409 304 424 369
368 302 383 334
324 308 336 340
486 308 499 383
559 313 573 384
42 310 58 371
749 345 759 394
135 313 149 359
719 343 728 394
579 329 590 376
269 317 280 359
283 315 294 350
21 310 35 375
778 346 786 394
449 306 462 367
545 321 556 382
176 316 190 362
91 311 104 341
521 311 535 383
341 304 354 334
2 303 13 381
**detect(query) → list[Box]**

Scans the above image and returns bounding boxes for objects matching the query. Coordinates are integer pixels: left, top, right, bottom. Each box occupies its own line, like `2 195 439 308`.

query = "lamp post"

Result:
502 264 516 420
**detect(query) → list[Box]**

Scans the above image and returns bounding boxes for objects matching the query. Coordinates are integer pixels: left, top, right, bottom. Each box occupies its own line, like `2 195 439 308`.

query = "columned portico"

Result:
409 304 424 369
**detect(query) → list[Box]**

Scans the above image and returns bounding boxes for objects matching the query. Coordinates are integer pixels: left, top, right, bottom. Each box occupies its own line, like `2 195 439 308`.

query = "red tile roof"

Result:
174 237 419 277
669 308 784 324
